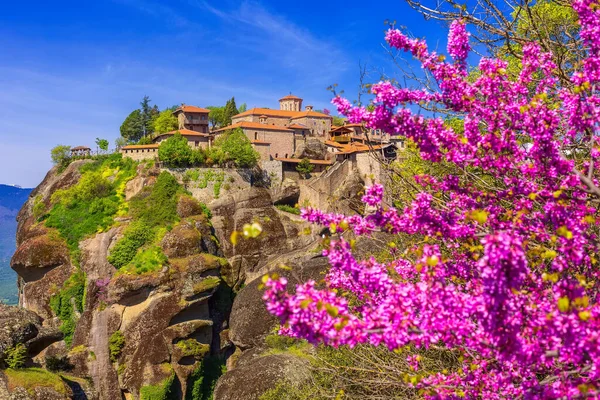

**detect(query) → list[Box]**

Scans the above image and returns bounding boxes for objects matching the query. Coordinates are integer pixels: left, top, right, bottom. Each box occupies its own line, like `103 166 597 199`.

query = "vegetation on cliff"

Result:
109 330 125 363
109 171 184 274
140 369 176 400
49 270 86 346
45 153 137 255
186 356 227 400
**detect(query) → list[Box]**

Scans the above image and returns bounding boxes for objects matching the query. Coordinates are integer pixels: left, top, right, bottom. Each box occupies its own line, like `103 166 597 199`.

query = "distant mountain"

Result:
0 184 32 304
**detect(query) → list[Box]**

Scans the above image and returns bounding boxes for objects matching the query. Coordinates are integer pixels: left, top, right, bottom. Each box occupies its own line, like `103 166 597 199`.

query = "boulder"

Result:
0 304 62 364
213 354 310 400
11 234 69 282
229 255 329 349
293 138 329 160
177 195 206 219
161 223 202 258
271 179 300 206
209 188 318 281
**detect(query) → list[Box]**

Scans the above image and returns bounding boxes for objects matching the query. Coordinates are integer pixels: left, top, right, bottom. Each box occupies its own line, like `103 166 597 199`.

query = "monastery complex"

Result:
120 94 402 180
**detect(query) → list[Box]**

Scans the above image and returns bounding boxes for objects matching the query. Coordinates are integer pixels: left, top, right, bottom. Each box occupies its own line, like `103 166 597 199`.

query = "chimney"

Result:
305 105 314 111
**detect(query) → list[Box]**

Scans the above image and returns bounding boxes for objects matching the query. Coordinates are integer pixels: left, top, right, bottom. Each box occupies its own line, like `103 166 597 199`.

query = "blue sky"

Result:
0 0 449 187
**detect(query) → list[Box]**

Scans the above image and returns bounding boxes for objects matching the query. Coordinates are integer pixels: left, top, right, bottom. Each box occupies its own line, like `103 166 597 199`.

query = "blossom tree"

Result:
263 0 600 397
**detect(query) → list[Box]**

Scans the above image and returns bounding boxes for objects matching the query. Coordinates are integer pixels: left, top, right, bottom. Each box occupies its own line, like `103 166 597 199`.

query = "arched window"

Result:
255 132 258 140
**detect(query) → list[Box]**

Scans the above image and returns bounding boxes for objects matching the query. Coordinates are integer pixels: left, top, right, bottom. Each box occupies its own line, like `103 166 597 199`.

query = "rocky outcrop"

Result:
229 255 329 350
7 159 343 400
213 354 310 400
0 304 62 366
270 179 300 206
293 138 329 161
209 187 318 286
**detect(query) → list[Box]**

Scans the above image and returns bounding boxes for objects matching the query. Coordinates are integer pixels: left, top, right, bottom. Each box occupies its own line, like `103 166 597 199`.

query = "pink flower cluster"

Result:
264 1 600 398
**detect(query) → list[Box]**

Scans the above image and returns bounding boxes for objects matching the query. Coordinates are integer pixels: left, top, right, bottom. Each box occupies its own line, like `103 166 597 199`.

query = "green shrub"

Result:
186 356 226 400
5 343 27 369
185 170 201 182
32 195 45 220
51 145 72 171
130 172 181 228
122 245 168 275
109 331 125 363
275 205 301 215
175 339 209 359
108 221 154 268
140 372 175 400
296 158 314 178
158 132 193 167
209 128 259 168
49 271 86 347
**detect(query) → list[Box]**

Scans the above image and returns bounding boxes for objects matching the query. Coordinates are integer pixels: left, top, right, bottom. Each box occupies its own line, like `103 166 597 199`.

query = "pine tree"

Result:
222 97 239 126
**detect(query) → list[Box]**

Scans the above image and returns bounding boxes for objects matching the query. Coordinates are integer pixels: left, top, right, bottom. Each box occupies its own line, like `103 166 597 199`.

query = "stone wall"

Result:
292 116 331 137
154 134 210 149
355 152 383 186
241 129 295 159
297 159 351 209
262 160 283 185
120 148 158 161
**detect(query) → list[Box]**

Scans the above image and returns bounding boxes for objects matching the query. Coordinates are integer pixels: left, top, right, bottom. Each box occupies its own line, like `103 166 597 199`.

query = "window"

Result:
195 141 199 147
254 132 258 140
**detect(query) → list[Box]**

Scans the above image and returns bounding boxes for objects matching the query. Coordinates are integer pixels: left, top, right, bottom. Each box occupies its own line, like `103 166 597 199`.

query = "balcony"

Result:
332 135 350 143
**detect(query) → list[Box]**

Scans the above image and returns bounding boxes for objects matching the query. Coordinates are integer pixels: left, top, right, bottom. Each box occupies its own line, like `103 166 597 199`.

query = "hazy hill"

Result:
0 184 31 304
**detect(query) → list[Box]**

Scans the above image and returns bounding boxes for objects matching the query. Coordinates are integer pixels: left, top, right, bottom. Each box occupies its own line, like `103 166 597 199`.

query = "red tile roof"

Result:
290 110 333 119
288 124 308 129
279 94 302 100
71 146 91 151
122 144 159 150
274 157 333 165
324 140 345 148
213 121 294 133
233 107 331 120
174 105 210 114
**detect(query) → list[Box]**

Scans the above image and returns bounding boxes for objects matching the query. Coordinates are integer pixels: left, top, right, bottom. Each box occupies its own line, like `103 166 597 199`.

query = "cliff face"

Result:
3 156 327 400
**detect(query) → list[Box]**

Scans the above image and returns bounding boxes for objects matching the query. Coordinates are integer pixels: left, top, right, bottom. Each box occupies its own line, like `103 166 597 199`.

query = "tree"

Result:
263 3 600 397
50 145 71 168
211 128 259 168
207 106 225 129
222 97 239 127
95 138 109 153
153 109 179 134
158 132 193 167
120 109 143 142
332 115 346 126
238 103 247 113
404 0 581 88
295 158 314 178
115 137 128 150
140 95 158 136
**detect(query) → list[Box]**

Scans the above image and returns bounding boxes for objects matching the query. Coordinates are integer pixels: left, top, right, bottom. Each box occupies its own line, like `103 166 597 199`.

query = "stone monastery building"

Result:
120 94 400 171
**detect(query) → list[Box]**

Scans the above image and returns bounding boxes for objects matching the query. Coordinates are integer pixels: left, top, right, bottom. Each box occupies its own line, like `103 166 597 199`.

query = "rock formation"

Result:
3 157 339 399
